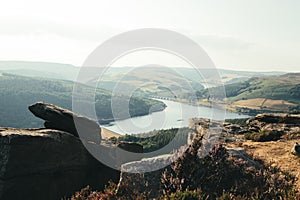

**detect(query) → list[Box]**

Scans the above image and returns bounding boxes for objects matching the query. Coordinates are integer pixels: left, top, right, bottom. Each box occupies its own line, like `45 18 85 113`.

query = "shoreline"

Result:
101 127 121 139
98 104 166 125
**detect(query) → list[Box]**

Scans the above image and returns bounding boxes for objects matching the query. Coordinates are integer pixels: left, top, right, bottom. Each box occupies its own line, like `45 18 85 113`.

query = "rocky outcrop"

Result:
247 113 300 126
223 123 251 135
243 113 300 141
28 102 101 143
0 128 142 200
117 154 174 198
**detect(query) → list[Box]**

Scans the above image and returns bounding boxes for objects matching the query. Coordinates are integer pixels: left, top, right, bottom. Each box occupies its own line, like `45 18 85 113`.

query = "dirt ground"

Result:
101 127 121 139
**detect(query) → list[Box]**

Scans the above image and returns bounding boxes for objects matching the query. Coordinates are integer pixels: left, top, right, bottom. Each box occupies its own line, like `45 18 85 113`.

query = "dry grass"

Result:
228 139 300 191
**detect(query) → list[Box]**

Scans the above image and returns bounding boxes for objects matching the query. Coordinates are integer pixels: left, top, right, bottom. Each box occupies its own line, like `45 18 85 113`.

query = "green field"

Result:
197 73 300 113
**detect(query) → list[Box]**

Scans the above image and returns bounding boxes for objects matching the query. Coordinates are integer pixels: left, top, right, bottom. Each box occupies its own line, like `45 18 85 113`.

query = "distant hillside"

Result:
0 61 285 99
227 73 300 102
174 68 284 86
197 73 300 114
0 73 165 128
0 61 79 80
94 66 204 98
0 62 204 98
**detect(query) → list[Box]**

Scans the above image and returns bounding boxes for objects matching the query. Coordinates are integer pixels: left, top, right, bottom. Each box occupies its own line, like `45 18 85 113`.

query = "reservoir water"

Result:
102 99 249 135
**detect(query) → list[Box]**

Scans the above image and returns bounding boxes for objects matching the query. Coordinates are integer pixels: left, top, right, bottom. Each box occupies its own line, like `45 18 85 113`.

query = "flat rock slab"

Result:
28 102 101 143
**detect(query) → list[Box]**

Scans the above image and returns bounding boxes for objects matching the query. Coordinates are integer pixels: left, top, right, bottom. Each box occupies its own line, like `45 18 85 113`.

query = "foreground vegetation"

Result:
0 73 165 128
68 139 298 199
115 128 189 153
225 118 249 126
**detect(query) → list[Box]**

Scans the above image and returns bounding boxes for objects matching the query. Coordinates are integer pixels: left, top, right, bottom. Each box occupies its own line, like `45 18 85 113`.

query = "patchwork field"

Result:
231 98 296 111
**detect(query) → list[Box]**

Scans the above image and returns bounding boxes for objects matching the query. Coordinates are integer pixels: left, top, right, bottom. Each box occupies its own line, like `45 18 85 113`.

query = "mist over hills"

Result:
0 61 284 80
0 61 78 80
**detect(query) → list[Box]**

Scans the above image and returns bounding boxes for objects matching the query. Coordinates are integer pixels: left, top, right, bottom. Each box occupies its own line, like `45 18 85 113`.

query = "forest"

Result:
0 73 165 128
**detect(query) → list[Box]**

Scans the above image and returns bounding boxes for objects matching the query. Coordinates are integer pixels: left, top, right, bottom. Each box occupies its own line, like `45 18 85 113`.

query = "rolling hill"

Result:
0 61 285 99
0 73 165 128
198 73 300 114
0 61 78 80
94 66 204 98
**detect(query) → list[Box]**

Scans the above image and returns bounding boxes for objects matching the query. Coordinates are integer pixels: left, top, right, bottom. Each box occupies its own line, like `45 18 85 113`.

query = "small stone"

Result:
291 142 300 156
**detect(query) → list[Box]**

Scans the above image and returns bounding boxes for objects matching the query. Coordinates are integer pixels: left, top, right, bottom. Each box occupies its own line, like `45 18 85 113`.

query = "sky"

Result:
0 0 299 72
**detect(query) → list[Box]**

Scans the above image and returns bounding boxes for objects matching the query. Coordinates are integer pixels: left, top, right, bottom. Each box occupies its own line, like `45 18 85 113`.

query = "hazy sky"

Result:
0 0 299 72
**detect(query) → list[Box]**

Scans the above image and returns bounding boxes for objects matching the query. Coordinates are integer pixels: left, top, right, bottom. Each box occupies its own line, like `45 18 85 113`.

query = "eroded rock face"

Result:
28 102 101 143
117 155 174 198
0 128 142 200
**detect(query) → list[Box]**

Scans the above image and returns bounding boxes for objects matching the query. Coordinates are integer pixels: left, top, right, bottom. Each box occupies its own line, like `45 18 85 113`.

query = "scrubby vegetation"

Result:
225 118 249 126
0 73 165 128
161 141 297 199
116 128 188 153
245 129 284 142
69 136 298 199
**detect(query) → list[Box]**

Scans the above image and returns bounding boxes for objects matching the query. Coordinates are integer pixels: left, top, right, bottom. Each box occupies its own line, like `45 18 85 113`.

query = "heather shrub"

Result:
245 129 283 142
68 135 298 200
67 180 148 200
161 136 297 199
67 183 117 200
225 118 249 126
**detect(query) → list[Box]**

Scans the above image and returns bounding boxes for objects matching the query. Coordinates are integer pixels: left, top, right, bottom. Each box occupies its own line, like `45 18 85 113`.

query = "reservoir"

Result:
102 99 249 135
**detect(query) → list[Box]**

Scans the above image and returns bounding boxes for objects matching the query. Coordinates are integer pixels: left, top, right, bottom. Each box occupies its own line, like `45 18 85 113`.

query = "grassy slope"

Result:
199 73 300 113
94 67 205 98
228 74 300 104
2 61 284 99
0 73 165 128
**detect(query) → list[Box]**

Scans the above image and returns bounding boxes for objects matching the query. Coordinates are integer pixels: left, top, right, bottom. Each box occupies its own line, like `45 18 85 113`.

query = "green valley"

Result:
0 73 165 128
197 73 300 114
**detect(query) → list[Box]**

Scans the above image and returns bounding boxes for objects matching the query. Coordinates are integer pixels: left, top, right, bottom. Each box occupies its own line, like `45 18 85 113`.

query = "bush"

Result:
69 135 298 200
117 128 188 153
169 190 207 200
225 118 249 126
161 136 297 199
245 130 283 142
67 182 118 200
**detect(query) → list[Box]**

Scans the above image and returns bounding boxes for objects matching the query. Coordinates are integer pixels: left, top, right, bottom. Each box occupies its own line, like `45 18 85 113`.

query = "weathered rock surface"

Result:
291 142 300 156
28 102 101 143
0 128 142 200
117 154 174 198
247 113 300 126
